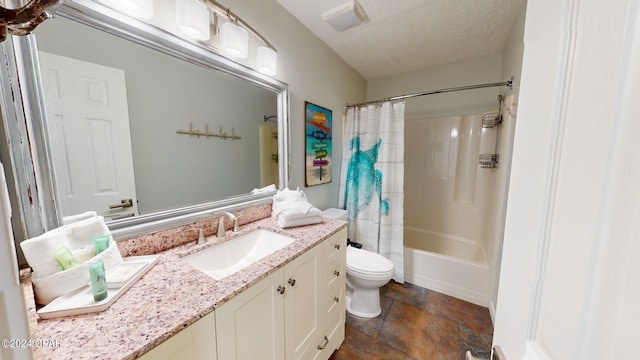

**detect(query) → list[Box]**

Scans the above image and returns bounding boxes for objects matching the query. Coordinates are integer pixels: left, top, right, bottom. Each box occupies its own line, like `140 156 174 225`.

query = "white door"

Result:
39 52 138 221
259 125 279 188
493 0 640 359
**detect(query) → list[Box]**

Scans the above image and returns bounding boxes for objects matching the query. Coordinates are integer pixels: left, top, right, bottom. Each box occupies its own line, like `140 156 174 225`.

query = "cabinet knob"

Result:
317 335 329 350
334 244 341 250
333 270 340 277
277 285 285 295
333 296 340 303
288 278 296 286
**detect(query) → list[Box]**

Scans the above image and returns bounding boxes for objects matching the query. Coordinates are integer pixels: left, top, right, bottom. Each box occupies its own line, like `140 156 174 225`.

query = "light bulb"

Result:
176 0 210 41
256 46 277 76
102 0 154 20
221 22 248 59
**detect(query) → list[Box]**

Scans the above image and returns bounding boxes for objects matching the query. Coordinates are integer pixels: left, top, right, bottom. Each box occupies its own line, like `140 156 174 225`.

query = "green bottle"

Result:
93 234 111 255
53 246 79 270
89 259 108 302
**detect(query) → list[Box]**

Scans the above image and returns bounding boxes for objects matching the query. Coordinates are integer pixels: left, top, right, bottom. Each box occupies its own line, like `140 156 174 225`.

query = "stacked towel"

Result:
251 184 277 194
272 188 322 228
20 214 123 305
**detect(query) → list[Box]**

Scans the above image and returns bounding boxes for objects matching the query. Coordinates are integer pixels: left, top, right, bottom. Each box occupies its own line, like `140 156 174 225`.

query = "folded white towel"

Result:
272 187 317 215
276 208 322 221
272 188 323 228
277 215 322 228
272 196 315 216
251 184 277 194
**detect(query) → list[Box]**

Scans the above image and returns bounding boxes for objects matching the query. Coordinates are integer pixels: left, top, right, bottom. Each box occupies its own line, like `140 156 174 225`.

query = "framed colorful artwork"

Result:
304 101 332 186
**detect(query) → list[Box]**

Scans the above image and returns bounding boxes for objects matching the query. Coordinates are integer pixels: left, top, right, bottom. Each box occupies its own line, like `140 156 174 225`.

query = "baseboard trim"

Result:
405 272 489 307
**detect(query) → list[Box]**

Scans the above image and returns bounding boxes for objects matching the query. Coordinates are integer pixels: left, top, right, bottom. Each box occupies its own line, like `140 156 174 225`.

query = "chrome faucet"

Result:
216 212 238 237
186 228 206 245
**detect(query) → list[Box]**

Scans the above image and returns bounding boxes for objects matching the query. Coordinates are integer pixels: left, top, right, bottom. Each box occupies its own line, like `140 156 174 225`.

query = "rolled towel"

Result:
20 215 112 285
62 215 110 250
31 240 123 305
20 228 72 279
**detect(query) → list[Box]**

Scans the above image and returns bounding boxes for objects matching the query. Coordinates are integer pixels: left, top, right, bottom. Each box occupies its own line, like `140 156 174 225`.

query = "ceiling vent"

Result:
323 0 369 32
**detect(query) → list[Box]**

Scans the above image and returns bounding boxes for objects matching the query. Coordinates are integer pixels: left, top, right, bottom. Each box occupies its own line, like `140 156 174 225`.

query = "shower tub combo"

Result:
403 227 489 307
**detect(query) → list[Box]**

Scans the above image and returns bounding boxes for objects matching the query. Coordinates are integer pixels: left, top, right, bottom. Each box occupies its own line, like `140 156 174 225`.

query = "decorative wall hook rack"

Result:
0 0 62 42
176 122 241 140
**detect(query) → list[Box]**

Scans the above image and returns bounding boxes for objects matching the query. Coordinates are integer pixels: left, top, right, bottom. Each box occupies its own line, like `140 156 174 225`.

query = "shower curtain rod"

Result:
345 77 514 109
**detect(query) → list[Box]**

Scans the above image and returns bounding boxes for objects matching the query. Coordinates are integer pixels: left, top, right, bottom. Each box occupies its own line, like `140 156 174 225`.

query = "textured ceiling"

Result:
276 0 524 80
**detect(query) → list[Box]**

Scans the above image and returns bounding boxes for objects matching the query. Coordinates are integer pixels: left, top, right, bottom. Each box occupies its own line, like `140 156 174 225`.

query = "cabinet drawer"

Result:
323 228 347 263
326 257 345 288
319 308 346 359
301 309 345 360
326 278 345 317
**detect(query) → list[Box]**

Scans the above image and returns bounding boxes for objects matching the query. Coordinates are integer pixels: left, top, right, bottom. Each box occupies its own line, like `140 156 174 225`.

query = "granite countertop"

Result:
23 217 346 360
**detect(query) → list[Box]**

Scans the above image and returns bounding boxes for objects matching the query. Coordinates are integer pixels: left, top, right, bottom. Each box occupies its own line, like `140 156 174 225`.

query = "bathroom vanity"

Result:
23 217 346 360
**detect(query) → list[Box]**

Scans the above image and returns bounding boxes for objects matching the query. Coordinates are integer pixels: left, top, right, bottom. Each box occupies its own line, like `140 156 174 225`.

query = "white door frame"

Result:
493 0 640 358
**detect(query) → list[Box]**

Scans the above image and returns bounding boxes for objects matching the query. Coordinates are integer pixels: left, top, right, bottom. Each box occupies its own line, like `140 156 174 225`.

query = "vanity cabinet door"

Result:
215 269 285 360
284 244 322 360
139 311 217 360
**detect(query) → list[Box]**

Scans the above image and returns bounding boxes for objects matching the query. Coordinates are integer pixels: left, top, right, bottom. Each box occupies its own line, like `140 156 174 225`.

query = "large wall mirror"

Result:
1 0 289 242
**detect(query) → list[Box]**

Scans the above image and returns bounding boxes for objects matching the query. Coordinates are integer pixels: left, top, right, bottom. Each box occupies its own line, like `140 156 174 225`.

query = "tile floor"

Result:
329 281 493 360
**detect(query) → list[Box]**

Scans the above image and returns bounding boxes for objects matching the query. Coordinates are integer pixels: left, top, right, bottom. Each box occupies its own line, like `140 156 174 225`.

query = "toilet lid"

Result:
346 246 394 273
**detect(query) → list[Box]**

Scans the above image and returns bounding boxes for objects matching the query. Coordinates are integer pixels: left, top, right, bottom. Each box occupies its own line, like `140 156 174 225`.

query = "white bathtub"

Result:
403 227 489 306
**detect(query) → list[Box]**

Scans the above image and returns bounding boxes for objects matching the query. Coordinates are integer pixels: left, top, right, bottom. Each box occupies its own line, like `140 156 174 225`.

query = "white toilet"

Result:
322 208 395 318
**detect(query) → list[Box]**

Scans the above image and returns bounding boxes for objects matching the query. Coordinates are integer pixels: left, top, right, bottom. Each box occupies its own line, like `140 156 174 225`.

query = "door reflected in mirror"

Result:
34 16 279 221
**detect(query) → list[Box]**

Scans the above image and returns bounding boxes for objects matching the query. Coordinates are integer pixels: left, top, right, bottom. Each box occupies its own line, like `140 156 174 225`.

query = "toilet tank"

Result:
322 208 347 220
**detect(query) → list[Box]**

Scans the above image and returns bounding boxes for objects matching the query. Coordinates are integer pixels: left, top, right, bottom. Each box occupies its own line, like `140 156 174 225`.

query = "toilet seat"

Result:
346 246 394 275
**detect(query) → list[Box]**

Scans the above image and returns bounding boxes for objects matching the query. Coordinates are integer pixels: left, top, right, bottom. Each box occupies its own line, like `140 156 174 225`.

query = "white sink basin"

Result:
183 229 295 280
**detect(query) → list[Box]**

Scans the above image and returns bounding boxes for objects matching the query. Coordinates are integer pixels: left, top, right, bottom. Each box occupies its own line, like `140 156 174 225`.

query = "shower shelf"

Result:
478 154 499 168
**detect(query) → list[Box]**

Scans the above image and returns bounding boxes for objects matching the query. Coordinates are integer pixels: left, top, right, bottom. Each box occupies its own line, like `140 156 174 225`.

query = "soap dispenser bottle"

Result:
89 259 108 302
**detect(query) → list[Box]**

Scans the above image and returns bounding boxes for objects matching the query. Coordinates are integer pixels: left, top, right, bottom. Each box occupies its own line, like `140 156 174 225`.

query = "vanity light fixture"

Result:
199 0 278 75
220 21 248 58
176 0 210 41
256 46 277 76
100 0 154 20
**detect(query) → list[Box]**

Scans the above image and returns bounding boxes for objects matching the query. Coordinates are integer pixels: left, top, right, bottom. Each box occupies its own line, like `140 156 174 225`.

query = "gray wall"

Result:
35 17 277 214
220 0 368 210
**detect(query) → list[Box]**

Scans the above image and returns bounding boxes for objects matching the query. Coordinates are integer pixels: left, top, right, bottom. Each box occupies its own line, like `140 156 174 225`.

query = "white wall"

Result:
220 0 368 210
367 53 504 120
404 114 494 250
486 1 526 318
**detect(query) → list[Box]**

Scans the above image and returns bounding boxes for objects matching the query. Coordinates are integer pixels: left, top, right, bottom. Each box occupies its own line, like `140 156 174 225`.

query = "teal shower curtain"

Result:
338 101 405 282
